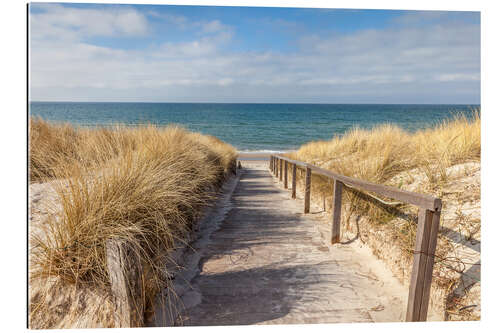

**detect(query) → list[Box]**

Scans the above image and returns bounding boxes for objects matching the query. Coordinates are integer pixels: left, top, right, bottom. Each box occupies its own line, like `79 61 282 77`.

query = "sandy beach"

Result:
237 152 271 161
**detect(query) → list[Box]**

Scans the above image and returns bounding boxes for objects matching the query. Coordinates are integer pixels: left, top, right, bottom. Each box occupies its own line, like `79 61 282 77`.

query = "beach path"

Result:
174 162 411 326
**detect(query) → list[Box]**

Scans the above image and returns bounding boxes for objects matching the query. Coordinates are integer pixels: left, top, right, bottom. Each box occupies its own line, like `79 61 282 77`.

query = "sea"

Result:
29 102 479 153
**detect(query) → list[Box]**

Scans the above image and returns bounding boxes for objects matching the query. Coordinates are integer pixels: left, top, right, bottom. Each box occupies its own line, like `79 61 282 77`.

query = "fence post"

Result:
284 161 288 188
269 155 272 170
331 180 343 244
406 205 441 321
274 157 277 176
279 159 283 182
304 167 311 213
106 239 144 327
419 207 441 320
292 164 297 199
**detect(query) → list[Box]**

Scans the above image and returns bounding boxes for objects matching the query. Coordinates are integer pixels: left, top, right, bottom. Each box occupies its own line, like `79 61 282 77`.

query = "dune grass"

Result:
29 118 237 328
286 110 480 253
289 111 480 185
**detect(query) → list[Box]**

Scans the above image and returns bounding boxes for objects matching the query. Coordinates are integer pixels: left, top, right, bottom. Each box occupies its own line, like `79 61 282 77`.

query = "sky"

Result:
29 2 480 103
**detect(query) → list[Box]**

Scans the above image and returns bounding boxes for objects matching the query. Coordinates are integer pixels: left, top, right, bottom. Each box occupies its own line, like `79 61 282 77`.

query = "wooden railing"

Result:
269 154 442 322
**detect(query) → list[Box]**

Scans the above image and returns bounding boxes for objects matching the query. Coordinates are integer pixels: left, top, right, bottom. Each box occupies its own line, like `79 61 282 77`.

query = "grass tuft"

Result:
287 110 480 241
289 111 480 185
29 118 237 328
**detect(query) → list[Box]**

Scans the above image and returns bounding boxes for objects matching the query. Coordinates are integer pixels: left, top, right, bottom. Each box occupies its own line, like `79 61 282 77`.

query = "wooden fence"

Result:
269 154 442 322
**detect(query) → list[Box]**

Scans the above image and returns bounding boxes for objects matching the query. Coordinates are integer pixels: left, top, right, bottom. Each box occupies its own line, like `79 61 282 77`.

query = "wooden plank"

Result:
406 209 433 321
292 163 297 199
309 164 439 211
418 209 441 321
331 180 343 244
106 239 144 327
274 155 440 210
278 155 309 168
304 167 311 213
284 161 288 188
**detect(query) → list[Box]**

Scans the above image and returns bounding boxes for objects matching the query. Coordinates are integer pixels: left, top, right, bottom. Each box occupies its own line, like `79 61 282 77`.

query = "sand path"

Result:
166 162 422 326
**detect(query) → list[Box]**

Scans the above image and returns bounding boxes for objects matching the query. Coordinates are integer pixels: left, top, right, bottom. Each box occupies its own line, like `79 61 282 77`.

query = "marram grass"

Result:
289 111 480 185
286 110 480 257
29 118 237 328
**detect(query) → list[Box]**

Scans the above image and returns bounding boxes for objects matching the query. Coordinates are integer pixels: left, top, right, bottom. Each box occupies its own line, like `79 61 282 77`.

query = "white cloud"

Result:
155 39 218 58
29 5 480 103
145 11 233 37
434 73 480 82
147 11 189 29
201 20 226 34
30 4 149 42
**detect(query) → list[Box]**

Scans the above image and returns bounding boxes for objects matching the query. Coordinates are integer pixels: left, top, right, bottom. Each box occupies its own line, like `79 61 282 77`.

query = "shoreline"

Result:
238 150 295 161
237 152 270 161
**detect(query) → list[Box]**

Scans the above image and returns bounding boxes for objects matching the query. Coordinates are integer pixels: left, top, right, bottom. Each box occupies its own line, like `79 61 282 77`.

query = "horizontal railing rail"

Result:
269 154 442 322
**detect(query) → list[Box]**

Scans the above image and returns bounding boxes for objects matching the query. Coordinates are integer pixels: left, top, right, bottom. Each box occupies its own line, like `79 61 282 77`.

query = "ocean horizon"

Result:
29 102 479 152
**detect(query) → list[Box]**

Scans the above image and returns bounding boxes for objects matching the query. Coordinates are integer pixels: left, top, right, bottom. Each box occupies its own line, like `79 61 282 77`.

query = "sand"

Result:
237 152 271 161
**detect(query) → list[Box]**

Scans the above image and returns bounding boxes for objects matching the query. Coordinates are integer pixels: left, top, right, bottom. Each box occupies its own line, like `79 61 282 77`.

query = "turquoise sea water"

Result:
29 102 479 152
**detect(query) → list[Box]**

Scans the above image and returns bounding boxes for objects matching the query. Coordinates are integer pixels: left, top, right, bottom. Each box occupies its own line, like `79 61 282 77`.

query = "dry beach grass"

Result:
28 118 237 328
285 111 481 320
289 111 480 184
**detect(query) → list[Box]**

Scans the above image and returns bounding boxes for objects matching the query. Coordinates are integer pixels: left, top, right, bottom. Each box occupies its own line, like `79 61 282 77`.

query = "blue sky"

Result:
29 3 480 103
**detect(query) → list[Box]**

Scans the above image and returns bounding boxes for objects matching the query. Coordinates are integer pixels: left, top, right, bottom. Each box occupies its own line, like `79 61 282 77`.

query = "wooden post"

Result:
106 239 144 327
331 180 343 244
274 157 277 176
292 164 297 199
419 208 441 320
304 167 311 213
284 161 288 188
406 206 440 321
269 155 272 170
279 159 283 182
